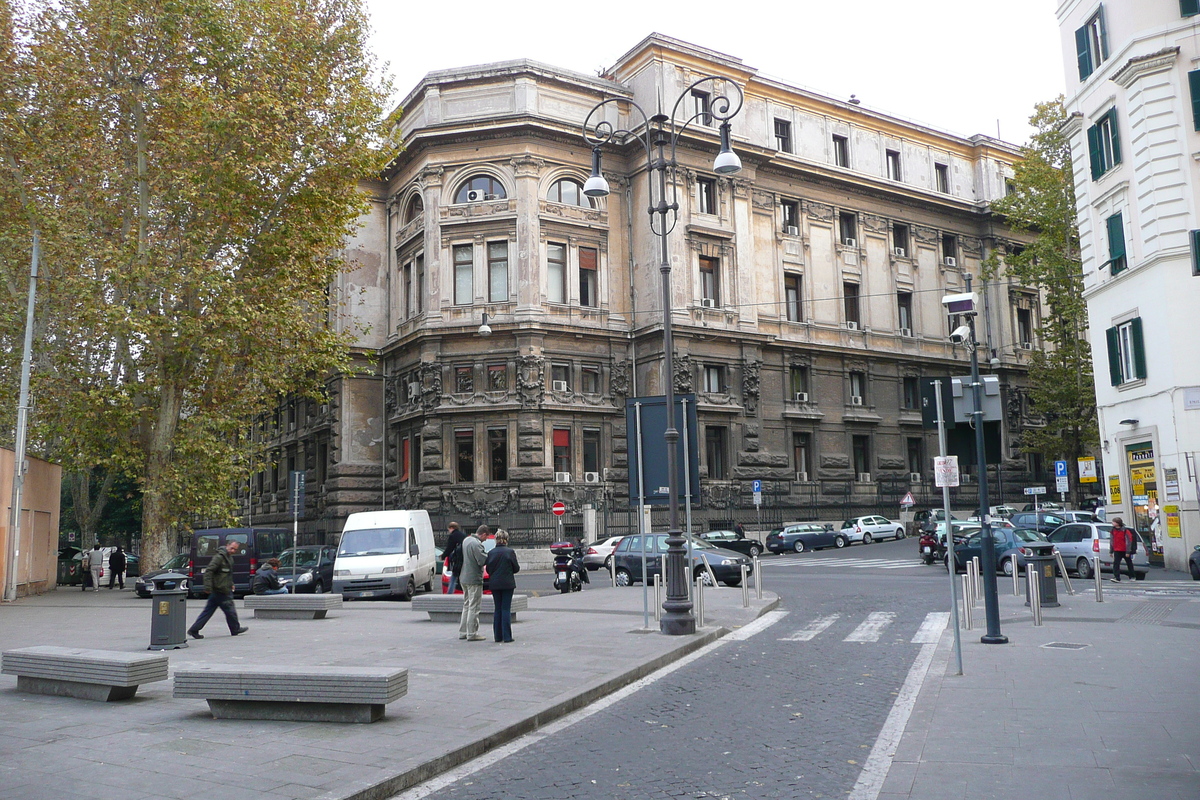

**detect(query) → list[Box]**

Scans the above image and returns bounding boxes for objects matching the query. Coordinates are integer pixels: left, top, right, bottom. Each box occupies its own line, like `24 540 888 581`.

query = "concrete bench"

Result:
411 593 528 623
242 593 343 619
2 646 169 702
174 664 407 723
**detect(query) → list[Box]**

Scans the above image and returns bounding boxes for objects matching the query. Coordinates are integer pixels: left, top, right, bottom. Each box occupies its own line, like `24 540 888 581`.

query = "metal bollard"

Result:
1012 558 1021 596
610 559 617 588
1029 565 1043 626
967 560 979 607
1094 556 1103 602
694 578 705 628
654 573 662 622
740 564 750 607
754 555 762 600
1054 550 1075 595
961 575 973 629
971 557 982 605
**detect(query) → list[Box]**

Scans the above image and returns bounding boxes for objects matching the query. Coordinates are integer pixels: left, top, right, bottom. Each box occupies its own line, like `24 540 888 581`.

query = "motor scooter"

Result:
550 541 589 593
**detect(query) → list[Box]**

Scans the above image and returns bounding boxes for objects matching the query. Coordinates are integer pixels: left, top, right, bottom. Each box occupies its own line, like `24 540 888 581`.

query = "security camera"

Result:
949 325 971 344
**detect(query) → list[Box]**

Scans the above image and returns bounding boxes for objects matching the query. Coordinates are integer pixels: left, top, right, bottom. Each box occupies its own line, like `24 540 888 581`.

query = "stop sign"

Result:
552 501 566 516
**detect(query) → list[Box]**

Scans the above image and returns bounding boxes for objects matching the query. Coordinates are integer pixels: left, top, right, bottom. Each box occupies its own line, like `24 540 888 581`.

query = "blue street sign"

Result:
751 479 762 493
1054 460 1068 478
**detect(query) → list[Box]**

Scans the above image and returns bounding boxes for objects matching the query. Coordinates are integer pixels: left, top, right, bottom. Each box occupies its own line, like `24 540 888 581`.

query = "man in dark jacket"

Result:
187 540 248 639
252 558 288 595
107 546 127 590
444 521 466 594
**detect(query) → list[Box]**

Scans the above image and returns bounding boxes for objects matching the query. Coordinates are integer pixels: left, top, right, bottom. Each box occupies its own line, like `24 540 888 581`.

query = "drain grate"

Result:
1041 642 1090 650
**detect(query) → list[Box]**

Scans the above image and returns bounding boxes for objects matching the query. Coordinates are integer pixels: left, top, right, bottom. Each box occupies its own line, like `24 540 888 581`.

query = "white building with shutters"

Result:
1057 0 1200 573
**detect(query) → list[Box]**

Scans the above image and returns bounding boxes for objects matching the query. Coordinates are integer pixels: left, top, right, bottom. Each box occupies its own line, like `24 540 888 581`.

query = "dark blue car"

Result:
765 523 846 553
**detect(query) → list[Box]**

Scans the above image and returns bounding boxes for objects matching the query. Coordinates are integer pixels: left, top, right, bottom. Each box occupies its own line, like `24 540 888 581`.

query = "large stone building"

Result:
1056 0 1200 572
237 35 1045 542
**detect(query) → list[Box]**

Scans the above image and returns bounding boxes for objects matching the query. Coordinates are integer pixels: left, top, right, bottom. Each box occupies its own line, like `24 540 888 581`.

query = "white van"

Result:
332 510 436 600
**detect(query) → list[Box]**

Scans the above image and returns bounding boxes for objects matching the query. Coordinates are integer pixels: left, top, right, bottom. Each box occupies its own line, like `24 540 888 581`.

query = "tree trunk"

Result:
68 468 115 550
138 383 184 571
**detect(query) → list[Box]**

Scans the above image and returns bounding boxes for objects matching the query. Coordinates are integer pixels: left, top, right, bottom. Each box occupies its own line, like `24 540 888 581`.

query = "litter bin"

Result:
148 571 190 650
1022 542 1059 609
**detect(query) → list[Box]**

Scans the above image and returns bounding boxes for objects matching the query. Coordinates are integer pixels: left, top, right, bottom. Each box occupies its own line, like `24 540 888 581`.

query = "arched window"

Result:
547 178 595 208
403 195 423 223
454 175 507 203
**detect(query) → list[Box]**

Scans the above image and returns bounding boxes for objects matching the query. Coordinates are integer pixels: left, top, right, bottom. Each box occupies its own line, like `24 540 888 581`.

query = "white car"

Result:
583 536 624 571
839 515 906 544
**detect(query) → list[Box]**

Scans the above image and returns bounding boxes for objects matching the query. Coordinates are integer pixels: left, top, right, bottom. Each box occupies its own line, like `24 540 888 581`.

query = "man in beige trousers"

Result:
458 525 490 641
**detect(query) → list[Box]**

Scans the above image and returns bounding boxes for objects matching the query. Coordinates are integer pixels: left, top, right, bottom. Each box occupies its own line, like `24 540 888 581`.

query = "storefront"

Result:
1125 443 1163 565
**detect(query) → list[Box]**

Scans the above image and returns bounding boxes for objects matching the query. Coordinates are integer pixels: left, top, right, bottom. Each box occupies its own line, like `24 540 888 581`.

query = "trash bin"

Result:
148 571 190 650
1023 542 1059 609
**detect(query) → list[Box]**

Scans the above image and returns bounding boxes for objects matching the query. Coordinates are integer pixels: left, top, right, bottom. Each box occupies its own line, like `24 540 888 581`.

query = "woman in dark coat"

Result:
484 529 520 643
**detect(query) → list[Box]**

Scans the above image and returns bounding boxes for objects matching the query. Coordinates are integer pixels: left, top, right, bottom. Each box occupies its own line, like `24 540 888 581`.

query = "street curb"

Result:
322 596 780 800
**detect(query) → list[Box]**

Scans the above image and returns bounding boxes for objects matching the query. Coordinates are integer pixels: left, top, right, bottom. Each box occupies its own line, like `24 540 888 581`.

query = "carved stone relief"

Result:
961 237 983 257
518 355 545 408
861 213 888 234
673 355 693 394
610 360 630 401
510 155 545 177
419 363 442 412
913 225 939 245
742 359 760 415
802 200 834 222
752 190 776 210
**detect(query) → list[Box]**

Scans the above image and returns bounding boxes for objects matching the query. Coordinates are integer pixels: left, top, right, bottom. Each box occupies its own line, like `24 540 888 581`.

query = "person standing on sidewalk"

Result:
188 540 248 639
457 525 489 641
107 546 127 590
485 529 520 643
444 521 466 594
1110 517 1135 582
85 544 105 592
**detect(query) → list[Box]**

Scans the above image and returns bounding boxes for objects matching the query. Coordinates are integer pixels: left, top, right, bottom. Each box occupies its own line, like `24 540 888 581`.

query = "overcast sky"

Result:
364 0 1065 146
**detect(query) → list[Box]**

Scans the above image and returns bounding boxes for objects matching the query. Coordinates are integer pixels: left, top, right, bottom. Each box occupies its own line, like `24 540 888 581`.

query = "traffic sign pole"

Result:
934 380 964 676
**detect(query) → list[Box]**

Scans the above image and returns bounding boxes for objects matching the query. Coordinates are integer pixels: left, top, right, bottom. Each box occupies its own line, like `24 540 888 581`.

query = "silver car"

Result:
839 515 906 545
1046 522 1149 580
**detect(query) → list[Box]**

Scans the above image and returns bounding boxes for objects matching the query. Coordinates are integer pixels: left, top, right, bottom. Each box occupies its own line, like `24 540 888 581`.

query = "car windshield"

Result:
337 527 407 557
163 554 188 570
683 535 717 550
278 548 320 569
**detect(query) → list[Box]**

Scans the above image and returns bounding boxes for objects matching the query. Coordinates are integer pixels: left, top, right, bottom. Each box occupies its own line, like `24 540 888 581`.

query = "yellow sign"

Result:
1078 456 1098 483
1165 505 1181 538
1130 465 1155 496
1108 475 1122 504
158 600 170 616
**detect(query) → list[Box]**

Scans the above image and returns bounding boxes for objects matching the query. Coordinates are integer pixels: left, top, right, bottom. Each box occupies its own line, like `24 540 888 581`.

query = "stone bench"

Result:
2 646 169 702
242 593 343 619
173 664 407 723
411 593 528 623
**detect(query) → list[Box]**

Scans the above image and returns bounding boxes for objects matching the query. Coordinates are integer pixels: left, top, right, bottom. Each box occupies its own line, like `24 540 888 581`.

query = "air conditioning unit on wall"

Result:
552 380 569 392
701 298 717 309
893 247 906 258
407 382 420 398
785 225 800 235
909 473 922 483
845 321 858 330
850 396 863 406
583 472 600 483
794 391 808 403
843 238 857 248
858 473 872 483
899 327 912 337
795 471 809 483
554 472 572 483
944 256 957 268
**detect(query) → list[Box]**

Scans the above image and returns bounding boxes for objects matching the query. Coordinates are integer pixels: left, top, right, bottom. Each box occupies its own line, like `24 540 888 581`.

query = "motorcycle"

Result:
918 528 941 565
550 541 589 593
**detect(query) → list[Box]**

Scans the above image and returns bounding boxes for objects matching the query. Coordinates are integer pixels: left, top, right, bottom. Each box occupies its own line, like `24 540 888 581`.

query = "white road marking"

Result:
910 611 949 644
767 557 922 570
844 611 896 642
778 613 841 641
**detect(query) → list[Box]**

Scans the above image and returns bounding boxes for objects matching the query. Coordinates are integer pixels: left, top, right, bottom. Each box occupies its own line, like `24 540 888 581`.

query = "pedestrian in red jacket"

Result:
1109 517 1135 582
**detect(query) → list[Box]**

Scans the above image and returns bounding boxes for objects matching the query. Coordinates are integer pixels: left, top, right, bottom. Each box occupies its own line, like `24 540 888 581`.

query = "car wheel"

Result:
314 580 325 594
1190 562 1200 581
834 536 847 549
615 568 632 587
895 528 906 540
604 554 612 569
694 567 715 586
862 533 874 545
398 577 415 601
723 579 741 587
793 540 806 554
1076 557 1093 580
749 544 761 558
1000 558 1014 577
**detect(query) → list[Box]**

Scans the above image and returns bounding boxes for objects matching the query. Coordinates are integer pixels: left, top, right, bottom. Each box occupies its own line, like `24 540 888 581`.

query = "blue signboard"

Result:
1054 460 1068 478
626 395 701 507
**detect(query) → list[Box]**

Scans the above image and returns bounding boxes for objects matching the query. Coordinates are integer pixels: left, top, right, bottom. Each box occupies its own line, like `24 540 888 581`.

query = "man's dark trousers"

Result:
189 592 241 634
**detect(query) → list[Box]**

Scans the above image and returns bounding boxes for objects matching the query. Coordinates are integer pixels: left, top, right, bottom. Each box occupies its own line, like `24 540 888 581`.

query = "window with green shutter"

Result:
1190 71 1200 131
1191 230 1200 276
1107 317 1147 385
1183 0 1200 18
1075 7 1108 81
1106 213 1126 274
1087 109 1121 179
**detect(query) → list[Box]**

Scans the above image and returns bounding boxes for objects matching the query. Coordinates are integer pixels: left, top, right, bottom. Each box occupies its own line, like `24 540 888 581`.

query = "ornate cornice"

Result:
1112 47 1179 89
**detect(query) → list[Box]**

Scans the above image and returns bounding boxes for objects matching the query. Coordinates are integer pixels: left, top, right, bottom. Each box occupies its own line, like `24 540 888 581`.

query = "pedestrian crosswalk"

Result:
766 556 922 570
778 611 949 644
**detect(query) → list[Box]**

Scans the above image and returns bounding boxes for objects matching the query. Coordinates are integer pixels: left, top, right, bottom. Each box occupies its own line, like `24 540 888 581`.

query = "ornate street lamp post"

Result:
581 77 743 635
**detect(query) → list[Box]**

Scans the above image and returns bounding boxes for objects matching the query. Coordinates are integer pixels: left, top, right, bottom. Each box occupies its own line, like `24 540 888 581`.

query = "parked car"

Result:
696 529 764 557
609 534 752 587
1020 502 1062 512
187 527 291 597
1046 521 1149 580
914 509 958 531
276 545 337 593
582 536 624 570
1008 510 1071 536
134 553 190 598
766 523 845 553
945 527 1048 575
1190 545 1200 580
839 515 905 545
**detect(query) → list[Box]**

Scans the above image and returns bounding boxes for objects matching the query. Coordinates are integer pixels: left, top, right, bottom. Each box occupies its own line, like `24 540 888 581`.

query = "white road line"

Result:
778 613 841 641
910 611 949 644
387 610 789 800
843 611 896 642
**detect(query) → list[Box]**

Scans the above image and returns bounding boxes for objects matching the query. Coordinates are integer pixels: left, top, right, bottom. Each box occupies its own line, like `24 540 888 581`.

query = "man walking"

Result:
107 545 127 590
1109 517 1135 583
457 525 490 641
444 521 466 594
188 540 248 639
86 544 105 592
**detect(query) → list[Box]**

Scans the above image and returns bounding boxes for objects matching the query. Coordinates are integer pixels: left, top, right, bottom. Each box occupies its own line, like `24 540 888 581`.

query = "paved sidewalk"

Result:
878 578 1200 800
0 582 776 800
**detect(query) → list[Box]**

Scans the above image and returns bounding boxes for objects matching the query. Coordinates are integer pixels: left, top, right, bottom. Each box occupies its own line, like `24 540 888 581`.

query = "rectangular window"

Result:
455 429 474 483
789 366 809 397
700 256 719 305
547 242 566 303
698 177 717 215
892 222 909 257
706 426 728 480
1106 212 1126 275
1087 109 1121 179
553 428 571 474
935 163 950 193
693 90 712 126
852 435 870 476
703 365 724 394
886 149 902 181
1075 6 1109 81
774 118 793 153
488 241 508 302
898 292 913 332
581 365 600 394
1017 308 1033 347
551 363 571 392
488 428 507 482
1191 230 1200 275
582 430 601 474
850 371 866 404
832 134 849 167
1186 0 1200 17
579 247 598 307
1190 70 1200 130
843 282 860 326
403 261 412 318
793 432 811 476
781 199 799 232
1105 318 1146 385
455 366 473 394
907 438 924 475
784 274 803 322
942 233 958 264
453 244 473 305
903 377 920 410
415 255 425 313
839 211 857 245
487 364 507 391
